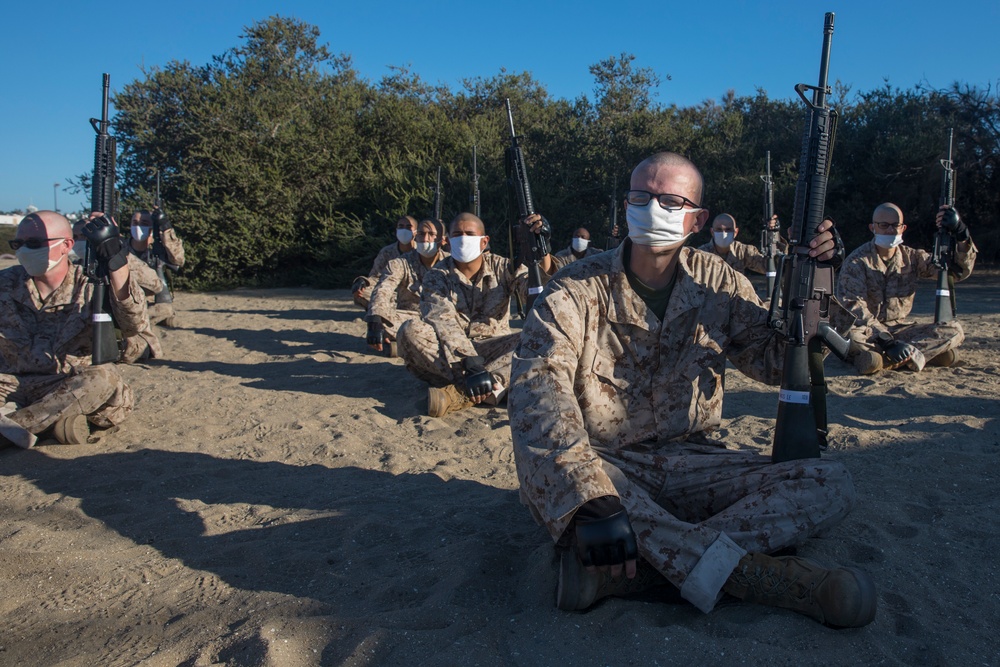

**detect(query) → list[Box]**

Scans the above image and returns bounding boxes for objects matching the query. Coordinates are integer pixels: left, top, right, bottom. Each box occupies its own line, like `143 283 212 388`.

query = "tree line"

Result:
108 16 999 290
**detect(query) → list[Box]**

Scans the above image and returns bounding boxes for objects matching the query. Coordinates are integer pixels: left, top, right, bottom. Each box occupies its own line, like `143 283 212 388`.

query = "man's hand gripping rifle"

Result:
768 13 851 463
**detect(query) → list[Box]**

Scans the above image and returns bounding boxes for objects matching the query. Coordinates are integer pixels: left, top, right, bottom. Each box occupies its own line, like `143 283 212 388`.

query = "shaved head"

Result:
449 212 486 236
631 152 704 205
872 203 903 225
18 210 72 239
712 213 737 230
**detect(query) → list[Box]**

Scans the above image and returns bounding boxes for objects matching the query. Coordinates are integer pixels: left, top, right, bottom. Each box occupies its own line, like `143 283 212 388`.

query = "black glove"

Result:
939 208 969 243
351 276 368 294
366 319 385 347
574 508 639 569
875 332 916 365
461 355 493 399
151 208 172 232
83 216 129 273
820 218 845 269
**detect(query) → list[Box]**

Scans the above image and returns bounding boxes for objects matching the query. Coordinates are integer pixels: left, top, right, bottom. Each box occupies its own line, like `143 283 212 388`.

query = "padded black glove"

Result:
875 332 916 366
461 355 494 399
351 276 368 294
939 208 969 243
83 216 128 273
366 319 385 347
574 509 639 569
151 208 172 232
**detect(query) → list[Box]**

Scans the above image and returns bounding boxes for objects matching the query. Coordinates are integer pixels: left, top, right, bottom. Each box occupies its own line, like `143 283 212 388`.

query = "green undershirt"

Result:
623 241 677 321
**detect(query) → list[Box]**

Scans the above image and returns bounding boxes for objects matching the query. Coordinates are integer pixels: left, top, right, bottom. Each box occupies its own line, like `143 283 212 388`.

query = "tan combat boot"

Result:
427 384 474 418
556 549 669 611
723 552 877 628
927 349 958 367
52 414 90 445
853 350 883 375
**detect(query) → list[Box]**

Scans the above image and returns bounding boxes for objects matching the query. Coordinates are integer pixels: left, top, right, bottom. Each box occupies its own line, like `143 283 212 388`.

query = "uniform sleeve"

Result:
951 238 978 282
738 242 768 275
835 257 890 339
420 269 479 362
367 258 406 325
109 273 151 338
126 254 163 295
162 229 185 268
369 246 394 278
723 271 786 384
509 281 617 542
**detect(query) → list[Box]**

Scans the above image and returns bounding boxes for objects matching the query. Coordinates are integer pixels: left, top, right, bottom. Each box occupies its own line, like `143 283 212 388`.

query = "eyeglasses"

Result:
625 190 701 211
872 221 903 232
8 237 69 251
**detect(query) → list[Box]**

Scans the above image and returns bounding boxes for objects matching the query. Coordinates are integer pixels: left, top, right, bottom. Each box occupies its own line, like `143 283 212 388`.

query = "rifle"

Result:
504 98 549 312
933 128 957 323
432 166 443 222
150 171 175 305
85 73 121 365
470 146 481 217
760 151 779 299
606 189 619 250
768 13 850 463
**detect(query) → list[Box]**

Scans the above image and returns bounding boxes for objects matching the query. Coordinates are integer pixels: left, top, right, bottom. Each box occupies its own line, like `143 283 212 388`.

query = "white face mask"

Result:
713 231 735 248
131 225 152 242
396 229 414 244
626 203 700 247
449 235 485 263
571 237 590 253
874 233 903 249
16 245 64 277
415 241 438 258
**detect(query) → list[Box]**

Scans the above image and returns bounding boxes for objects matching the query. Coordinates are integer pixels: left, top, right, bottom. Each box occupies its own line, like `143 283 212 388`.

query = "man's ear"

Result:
481 235 490 251
693 209 710 233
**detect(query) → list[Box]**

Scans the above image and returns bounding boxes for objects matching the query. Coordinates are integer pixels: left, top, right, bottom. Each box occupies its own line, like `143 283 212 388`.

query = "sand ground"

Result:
0 270 997 666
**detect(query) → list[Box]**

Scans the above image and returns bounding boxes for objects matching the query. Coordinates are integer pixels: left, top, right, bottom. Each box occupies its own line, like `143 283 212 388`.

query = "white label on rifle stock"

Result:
936 289 950 297
766 271 776 278
92 313 112 322
528 286 544 295
778 389 810 405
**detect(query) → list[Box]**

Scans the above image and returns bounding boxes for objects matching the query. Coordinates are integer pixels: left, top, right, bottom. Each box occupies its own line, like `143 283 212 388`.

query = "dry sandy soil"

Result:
1 269 997 666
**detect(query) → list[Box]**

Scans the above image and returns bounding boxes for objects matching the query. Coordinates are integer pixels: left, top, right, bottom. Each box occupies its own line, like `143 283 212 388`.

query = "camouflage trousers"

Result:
396 318 519 388
0 365 135 433
592 442 855 613
122 327 164 364
850 320 964 371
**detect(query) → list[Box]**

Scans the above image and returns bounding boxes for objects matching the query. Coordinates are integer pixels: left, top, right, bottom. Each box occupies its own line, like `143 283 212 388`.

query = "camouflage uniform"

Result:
553 245 604 269
367 249 448 338
122 253 164 363
353 242 409 309
695 238 787 276
0 263 149 435
835 239 977 367
128 228 185 326
509 243 856 614
397 252 533 388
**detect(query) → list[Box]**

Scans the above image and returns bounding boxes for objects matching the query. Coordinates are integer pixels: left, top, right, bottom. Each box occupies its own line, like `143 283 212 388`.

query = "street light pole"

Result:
53 183 60 212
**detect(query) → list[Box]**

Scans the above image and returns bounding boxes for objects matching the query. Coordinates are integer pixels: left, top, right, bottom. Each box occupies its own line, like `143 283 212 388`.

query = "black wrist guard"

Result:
574 509 638 568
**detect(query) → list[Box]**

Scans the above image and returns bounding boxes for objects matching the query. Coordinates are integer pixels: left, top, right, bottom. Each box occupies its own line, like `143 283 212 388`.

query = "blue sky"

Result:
2 0 997 213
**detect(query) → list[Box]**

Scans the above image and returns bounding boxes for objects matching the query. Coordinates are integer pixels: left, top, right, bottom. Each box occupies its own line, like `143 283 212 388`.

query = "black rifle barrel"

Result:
471 146 480 217
86 73 120 365
504 98 546 312
933 128 956 323
761 151 778 298
771 12 849 464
